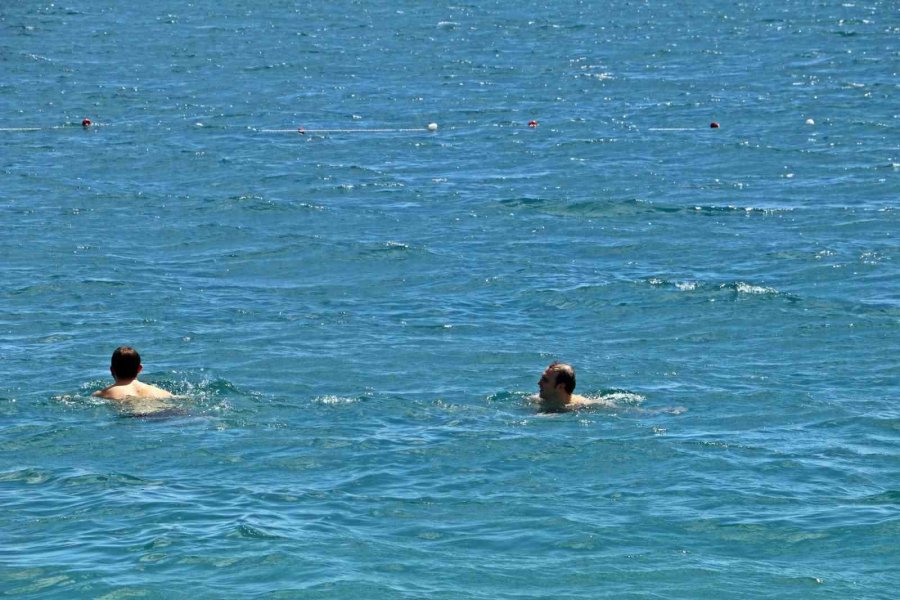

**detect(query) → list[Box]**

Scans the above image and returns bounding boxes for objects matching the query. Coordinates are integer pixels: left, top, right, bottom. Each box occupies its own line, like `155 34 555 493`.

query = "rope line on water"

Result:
1 119 737 134
261 127 434 134
1 119 441 134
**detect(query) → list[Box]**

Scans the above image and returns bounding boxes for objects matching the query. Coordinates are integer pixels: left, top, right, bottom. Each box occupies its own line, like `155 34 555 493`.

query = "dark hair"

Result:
111 346 141 380
549 361 576 394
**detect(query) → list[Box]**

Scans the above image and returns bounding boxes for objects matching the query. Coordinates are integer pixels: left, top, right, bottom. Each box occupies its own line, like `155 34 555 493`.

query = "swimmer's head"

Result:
539 361 576 402
550 362 576 394
547 361 576 394
110 346 142 380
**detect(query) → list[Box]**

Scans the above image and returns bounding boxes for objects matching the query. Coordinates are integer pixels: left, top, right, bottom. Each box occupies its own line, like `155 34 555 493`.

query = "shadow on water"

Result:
113 398 190 420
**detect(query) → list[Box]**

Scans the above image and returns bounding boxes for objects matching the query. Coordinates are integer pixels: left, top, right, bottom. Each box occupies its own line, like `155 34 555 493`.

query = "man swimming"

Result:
93 346 173 401
537 361 594 412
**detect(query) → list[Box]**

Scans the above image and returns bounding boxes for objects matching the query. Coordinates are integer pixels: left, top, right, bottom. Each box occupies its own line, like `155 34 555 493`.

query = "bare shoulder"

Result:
136 382 174 399
93 386 129 401
570 394 614 409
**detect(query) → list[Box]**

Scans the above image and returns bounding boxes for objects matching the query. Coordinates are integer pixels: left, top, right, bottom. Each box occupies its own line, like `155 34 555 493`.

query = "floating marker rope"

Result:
1 119 728 134
1 121 440 134
261 126 435 134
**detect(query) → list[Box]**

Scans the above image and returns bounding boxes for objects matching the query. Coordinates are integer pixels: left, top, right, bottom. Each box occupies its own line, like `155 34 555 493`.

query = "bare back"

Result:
93 380 173 401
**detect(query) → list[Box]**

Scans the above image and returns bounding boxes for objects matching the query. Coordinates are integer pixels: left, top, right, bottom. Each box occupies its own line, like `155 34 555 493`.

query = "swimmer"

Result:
93 346 173 401
536 361 597 412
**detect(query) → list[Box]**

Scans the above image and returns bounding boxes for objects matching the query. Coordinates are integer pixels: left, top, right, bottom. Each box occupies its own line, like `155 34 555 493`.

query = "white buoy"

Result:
427 122 438 131
805 118 815 125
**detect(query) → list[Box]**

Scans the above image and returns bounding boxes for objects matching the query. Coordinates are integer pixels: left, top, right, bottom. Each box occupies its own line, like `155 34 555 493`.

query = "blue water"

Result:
2 0 898 597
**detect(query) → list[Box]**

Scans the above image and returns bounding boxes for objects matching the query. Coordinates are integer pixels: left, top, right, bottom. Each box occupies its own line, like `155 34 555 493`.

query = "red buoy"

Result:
82 118 92 127
710 121 720 129
528 120 538 128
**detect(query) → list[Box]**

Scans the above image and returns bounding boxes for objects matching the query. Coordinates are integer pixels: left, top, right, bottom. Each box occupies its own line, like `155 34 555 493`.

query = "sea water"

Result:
1 0 897 597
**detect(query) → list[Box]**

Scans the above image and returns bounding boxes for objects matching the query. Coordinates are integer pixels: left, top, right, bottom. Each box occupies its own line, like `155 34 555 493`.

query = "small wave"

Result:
363 240 410 253
647 277 699 291
242 62 292 72
25 53 54 63
729 281 779 295
579 71 614 81
720 280 797 301
498 197 792 218
644 278 793 301
856 490 900 505
221 194 324 212
358 240 427 258
498 196 548 208
57 388 108 407
62 471 149 487
596 391 646 406
312 395 362 405
859 251 887 265
692 205 791 217
485 391 528 404
231 521 287 540
167 377 242 399
0 467 54 485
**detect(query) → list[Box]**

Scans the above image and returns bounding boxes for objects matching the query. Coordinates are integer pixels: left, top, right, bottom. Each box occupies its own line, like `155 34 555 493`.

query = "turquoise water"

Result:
2 1 898 597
